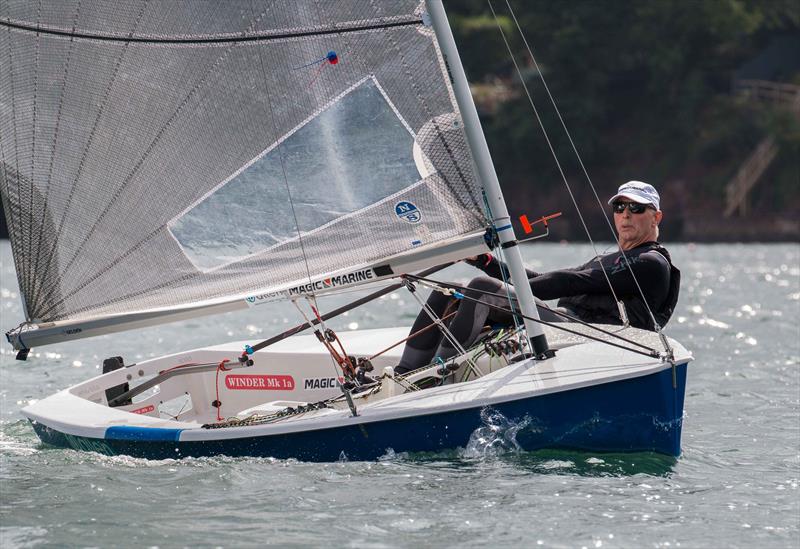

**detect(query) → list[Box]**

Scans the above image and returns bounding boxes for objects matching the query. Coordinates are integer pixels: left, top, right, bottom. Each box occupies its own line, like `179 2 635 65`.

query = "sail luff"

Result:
1 25 31 321
424 0 550 356
26 4 82 320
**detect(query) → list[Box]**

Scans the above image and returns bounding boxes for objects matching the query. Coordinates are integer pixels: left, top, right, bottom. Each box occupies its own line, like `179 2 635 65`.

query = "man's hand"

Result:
465 253 493 267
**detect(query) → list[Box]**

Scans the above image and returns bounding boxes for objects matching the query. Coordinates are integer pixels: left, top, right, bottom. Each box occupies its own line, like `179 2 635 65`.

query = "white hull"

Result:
23 324 692 460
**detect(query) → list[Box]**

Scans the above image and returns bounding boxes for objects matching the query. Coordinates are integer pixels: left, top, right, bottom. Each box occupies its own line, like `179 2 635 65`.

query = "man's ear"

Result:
654 210 663 226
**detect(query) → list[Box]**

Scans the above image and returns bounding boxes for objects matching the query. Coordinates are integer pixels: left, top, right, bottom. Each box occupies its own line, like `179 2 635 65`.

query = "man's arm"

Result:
530 251 670 301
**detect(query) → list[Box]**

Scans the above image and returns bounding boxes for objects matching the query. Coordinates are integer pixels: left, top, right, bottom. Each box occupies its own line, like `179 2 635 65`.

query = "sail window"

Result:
168 78 425 271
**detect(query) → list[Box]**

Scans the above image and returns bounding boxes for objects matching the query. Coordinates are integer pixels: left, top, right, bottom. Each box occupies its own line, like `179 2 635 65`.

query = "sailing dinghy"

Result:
1 1 691 460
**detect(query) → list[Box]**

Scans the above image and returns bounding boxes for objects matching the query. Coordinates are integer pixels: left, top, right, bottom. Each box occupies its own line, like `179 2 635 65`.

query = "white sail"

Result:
0 1 488 348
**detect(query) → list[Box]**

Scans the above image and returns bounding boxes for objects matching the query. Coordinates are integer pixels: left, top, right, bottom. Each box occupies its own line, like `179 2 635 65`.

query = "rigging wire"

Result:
495 0 667 342
432 286 659 359
480 191 524 336
404 279 483 377
292 298 351 382
309 296 357 378
485 0 623 312
249 0 316 296
405 273 661 357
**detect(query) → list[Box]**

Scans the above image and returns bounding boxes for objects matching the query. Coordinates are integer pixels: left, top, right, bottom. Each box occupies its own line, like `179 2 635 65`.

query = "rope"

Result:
292 299 351 381
214 359 231 422
367 310 457 360
404 280 484 377
494 0 666 339
310 300 356 378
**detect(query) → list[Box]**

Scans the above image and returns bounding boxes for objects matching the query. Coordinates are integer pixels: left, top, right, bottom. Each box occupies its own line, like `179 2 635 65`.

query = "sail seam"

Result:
0 17 424 44
27 1 82 314
26 0 41 315
32 0 150 318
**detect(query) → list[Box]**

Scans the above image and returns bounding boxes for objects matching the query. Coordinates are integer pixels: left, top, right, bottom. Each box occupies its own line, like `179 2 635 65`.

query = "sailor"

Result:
395 181 681 375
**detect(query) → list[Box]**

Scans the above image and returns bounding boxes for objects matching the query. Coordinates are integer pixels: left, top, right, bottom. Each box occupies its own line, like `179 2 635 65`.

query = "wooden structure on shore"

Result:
724 80 799 218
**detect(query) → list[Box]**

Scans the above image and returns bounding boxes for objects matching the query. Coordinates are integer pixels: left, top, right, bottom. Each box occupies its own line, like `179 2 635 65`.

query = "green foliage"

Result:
447 0 800 213
449 13 516 81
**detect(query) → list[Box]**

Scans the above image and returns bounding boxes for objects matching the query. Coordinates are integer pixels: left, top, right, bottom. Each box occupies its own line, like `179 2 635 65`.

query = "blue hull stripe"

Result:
105 426 183 442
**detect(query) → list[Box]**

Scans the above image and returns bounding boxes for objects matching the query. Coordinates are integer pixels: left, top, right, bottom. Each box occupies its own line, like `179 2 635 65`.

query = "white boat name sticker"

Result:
131 404 155 415
395 201 421 224
245 269 376 306
225 374 295 391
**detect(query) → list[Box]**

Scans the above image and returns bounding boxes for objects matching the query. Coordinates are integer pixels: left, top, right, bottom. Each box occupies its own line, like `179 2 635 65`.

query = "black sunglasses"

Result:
612 201 653 214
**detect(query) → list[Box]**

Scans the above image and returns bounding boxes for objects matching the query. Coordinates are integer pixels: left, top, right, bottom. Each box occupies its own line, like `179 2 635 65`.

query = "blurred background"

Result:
2 0 798 242
448 0 799 242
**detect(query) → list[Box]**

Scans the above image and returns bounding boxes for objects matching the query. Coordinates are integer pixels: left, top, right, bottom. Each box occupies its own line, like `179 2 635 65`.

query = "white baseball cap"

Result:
608 181 660 211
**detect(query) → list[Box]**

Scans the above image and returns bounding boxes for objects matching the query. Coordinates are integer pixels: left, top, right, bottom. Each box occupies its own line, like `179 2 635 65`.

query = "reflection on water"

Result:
402 447 677 478
1 242 798 548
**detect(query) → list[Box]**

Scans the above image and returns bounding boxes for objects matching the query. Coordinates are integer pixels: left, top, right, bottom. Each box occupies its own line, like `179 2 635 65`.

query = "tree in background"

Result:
448 0 799 240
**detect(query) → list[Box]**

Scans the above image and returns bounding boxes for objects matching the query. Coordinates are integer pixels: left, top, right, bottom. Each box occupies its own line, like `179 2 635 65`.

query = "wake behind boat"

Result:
1 1 691 460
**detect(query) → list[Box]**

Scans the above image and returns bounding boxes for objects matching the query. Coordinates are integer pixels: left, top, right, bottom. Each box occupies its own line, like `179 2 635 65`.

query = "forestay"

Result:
0 1 487 347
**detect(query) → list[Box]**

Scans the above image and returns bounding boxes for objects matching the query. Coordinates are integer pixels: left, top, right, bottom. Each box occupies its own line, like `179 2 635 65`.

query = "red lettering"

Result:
131 404 155 415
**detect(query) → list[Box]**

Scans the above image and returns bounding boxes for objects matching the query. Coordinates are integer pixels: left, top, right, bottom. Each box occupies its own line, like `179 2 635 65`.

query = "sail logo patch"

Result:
244 269 376 306
286 269 374 296
395 201 421 224
225 374 295 391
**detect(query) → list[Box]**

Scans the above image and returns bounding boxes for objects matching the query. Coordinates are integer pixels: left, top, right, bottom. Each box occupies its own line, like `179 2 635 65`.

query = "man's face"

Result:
613 200 662 249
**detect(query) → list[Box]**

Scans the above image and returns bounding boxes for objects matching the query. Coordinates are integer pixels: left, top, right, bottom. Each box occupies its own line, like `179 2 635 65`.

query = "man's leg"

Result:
395 289 455 374
396 277 568 374
534 298 569 322
434 277 508 361
434 280 568 361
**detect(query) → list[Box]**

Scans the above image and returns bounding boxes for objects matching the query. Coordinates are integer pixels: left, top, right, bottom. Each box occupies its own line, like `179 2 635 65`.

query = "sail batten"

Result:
1 1 487 346
0 15 426 44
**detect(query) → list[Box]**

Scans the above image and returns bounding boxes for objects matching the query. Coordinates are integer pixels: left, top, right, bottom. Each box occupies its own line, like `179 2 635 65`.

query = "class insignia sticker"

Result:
395 201 421 224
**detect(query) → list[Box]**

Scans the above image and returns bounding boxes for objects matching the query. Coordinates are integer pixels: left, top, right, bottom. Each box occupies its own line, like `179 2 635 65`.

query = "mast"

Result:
425 0 551 358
